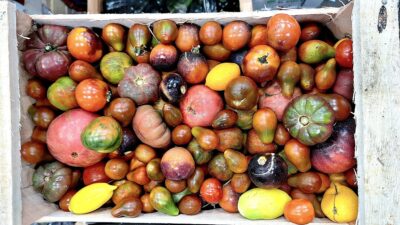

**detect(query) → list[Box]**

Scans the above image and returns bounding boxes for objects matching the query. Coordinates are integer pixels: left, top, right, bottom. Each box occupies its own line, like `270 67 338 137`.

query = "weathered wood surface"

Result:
0 2 22 225
353 0 400 225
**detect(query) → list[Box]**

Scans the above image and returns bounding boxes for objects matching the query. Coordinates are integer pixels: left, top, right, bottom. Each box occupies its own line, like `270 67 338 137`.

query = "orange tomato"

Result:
75 78 111 112
284 199 315 225
67 27 103 63
267 14 301 52
200 178 223 204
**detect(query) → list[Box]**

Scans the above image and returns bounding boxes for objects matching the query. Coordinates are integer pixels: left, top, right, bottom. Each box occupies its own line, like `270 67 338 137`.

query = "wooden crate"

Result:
1 1 400 225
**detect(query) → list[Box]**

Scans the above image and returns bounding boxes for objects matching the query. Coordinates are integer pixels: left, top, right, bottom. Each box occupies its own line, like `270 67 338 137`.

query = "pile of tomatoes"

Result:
20 12 356 225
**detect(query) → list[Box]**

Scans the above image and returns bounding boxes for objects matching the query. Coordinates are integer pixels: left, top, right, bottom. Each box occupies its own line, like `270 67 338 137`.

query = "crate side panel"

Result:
0 2 22 225
30 7 339 28
37 208 344 224
353 0 400 225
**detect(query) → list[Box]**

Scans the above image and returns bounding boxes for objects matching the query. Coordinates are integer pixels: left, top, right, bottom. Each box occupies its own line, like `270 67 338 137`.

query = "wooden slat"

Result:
353 0 400 224
239 0 253 12
87 0 103 14
0 2 22 225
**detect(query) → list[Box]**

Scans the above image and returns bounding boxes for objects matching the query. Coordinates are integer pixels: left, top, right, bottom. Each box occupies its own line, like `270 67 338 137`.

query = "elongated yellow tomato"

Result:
238 188 291 220
69 183 117 214
205 63 240 91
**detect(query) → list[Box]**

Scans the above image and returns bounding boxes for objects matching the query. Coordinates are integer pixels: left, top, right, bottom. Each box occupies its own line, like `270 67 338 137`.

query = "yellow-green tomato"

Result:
238 188 291 220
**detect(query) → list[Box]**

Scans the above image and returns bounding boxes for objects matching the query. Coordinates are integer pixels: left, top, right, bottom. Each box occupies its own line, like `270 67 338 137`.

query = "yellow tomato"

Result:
205 62 240 91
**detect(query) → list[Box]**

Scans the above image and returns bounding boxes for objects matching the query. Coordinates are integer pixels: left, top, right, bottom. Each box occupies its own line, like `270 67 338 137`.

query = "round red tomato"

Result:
200 178 223 204
267 13 301 52
75 78 111 112
20 141 46 164
284 199 315 225
243 45 280 83
67 27 103 63
335 39 353 68
82 161 111 185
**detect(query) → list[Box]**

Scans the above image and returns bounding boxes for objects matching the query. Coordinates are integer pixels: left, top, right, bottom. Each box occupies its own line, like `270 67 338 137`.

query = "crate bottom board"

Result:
35 208 345 224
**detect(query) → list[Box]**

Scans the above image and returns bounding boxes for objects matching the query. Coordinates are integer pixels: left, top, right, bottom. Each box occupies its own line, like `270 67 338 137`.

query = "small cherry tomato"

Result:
335 39 353 68
59 190 77 212
172 125 192 146
200 178 223 204
82 161 111 185
284 199 315 225
20 141 46 164
199 21 222 45
31 106 56 129
105 158 130 180
104 97 136 127
26 79 46 100
75 78 111 112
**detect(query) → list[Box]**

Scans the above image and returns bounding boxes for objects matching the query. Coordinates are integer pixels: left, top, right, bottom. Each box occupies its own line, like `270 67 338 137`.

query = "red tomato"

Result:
75 78 111 112
67 27 103 63
267 13 301 52
284 199 315 225
82 161 111 185
59 190 77 212
200 178 223 204
335 39 353 68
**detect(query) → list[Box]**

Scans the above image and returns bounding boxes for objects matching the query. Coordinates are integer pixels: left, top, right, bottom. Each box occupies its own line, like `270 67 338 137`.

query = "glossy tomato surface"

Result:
284 199 315 225
75 78 111 112
67 27 103 63
335 39 353 68
200 178 223 204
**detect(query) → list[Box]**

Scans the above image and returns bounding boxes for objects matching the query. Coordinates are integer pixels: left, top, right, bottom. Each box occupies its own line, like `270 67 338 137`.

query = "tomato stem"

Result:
257 53 270 64
44 44 56 52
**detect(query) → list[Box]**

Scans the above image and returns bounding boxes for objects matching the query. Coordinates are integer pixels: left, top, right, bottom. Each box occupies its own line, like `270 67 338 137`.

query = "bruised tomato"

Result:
335 39 353 68
67 27 103 63
75 78 111 112
284 199 315 225
222 21 251 51
267 14 301 52
200 178 223 204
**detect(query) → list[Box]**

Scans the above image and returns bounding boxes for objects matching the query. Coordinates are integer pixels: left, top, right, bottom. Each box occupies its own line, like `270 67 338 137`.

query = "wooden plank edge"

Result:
351 1 364 224
0 1 22 225
31 7 340 21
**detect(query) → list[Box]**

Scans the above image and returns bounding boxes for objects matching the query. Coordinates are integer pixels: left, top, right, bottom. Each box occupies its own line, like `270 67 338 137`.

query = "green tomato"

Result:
81 116 123 153
283 94 335 146
32 161 72 203
100 52 133 84
47 76 78 111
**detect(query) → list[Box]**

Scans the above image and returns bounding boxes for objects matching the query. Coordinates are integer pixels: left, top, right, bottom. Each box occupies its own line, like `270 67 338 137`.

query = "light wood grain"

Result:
87 0 103 14
0 2 22 225
239 0 253 12
353 0 400 225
